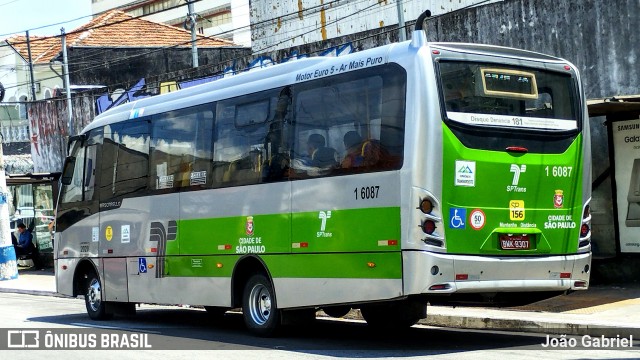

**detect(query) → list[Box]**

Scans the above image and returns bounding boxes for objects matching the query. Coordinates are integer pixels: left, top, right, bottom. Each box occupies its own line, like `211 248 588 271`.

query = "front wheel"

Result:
242 274 280 336
84 272 112 320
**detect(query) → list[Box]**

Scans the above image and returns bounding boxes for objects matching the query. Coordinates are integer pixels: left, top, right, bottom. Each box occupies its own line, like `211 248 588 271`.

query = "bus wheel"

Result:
242 274 280 336
84 272 112 320
360 300 425 329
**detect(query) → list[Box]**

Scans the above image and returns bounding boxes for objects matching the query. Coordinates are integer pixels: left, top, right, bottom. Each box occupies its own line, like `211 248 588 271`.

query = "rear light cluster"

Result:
578 203 591 249
419 196 445 247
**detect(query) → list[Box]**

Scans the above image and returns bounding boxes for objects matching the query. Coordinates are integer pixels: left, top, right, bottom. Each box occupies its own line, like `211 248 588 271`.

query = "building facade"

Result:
0 35 64 158
90 0 251 47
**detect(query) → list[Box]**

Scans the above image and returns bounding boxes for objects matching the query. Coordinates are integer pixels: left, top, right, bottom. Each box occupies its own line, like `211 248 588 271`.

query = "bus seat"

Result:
222 162 237 183
313 147 338 169
361 140 381 166
211 161 228 185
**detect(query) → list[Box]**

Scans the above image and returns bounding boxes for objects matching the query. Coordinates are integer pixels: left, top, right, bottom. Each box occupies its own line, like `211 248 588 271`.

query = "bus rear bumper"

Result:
403 251 592 296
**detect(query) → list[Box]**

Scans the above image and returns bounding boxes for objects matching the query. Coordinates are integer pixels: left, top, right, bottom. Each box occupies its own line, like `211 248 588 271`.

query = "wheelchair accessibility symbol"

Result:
449 208 466 229
139 258 147 273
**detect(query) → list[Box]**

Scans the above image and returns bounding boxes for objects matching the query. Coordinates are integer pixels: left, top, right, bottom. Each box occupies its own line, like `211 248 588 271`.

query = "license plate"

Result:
499 234 531 250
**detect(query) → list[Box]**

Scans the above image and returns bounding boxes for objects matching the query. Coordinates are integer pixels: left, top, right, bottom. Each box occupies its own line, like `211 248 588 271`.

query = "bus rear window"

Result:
438 61 577 131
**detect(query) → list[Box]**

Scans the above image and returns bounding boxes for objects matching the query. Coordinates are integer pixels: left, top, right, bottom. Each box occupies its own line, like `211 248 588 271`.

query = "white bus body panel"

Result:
274 278 403 308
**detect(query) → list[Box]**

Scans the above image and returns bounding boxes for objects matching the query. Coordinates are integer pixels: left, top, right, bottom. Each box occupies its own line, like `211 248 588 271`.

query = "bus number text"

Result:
545 166 573 177
354 186 380 200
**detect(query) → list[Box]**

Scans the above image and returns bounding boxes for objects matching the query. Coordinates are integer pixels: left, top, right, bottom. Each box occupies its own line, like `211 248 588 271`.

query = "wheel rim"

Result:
87 278 102 312
248 283 271 326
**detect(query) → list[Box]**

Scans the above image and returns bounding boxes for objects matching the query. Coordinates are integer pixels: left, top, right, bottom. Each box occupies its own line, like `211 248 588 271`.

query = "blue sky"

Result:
0 0 93 38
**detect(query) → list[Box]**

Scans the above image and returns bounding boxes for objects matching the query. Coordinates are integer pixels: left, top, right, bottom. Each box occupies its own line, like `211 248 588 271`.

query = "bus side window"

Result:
101 121 150 200
292 64 406 177
150 105 214 191
213 87 287 187
60 143 86 204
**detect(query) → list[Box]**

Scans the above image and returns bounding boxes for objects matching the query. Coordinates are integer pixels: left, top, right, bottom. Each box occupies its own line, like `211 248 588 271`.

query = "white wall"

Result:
249 0 502 53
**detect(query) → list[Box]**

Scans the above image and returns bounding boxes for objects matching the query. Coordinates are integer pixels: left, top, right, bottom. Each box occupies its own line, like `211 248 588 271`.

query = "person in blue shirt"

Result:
14 222 33 256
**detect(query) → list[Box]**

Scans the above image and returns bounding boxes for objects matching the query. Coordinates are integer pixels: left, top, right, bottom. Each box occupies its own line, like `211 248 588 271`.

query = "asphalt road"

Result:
0 292 638 359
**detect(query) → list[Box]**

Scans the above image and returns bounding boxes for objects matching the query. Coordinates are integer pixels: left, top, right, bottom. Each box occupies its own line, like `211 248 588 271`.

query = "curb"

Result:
0 288 66 298
421 313 640 338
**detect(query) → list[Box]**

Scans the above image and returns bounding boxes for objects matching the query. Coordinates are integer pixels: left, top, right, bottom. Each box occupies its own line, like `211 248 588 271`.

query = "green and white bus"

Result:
55 14 592 335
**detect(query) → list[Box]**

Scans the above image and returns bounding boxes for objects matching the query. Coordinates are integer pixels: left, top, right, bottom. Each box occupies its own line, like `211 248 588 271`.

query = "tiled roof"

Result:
5 10 236 64
5 35 60 64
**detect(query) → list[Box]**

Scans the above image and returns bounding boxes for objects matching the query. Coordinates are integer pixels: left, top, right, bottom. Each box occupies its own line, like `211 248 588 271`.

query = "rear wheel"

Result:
242 274 280 336
84 272 112 320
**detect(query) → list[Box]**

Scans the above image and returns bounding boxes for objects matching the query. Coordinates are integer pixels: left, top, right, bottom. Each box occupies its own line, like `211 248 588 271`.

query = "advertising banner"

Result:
611 118 640 252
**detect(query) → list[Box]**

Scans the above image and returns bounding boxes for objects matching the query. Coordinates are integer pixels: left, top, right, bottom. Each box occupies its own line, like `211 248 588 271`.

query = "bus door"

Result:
99 121 150 303
56 129 101 291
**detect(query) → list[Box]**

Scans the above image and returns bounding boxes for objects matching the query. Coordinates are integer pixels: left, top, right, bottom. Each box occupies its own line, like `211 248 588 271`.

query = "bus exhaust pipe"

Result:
411 9 432 48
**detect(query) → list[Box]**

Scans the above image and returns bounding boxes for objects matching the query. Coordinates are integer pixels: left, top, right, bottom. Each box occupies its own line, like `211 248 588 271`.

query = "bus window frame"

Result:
433 58 583 136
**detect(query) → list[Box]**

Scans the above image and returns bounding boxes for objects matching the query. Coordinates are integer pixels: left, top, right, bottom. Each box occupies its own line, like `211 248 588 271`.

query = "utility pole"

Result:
61 28 73 136
0 138 18 280
187 0 198 68
26 31 37 100
396 0 406 42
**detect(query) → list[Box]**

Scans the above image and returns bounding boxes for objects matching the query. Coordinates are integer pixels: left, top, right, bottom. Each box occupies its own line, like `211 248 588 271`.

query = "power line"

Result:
0 0 206 38
0 0 205 45
54 0 350 68
0 0 357 91
2 0 491 97
21 0 393 98
5 0 416 98
73 0 493 97
0 0 21 8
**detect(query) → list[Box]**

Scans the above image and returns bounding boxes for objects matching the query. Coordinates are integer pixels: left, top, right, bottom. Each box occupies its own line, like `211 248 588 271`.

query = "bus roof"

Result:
430 42 567 63
82 40 571 135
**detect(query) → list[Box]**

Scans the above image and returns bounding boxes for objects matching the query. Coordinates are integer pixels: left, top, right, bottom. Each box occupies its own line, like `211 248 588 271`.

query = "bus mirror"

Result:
61 157 76 185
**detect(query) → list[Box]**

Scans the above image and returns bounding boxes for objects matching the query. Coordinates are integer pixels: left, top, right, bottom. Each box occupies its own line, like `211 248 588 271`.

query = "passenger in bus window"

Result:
307 134 337 169
290 134 337 177
341 131 363 168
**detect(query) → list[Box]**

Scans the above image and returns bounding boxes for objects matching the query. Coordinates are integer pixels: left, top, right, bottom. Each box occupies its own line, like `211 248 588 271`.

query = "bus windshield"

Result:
438 61 578 131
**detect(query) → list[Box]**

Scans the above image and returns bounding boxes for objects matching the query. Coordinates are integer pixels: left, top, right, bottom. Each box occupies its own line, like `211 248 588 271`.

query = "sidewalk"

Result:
2 267 639 337
422 285 640 337
0 267 57 296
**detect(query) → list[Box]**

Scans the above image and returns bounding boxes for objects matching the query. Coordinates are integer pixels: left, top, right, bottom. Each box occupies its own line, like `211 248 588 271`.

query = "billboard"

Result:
611 118 640 253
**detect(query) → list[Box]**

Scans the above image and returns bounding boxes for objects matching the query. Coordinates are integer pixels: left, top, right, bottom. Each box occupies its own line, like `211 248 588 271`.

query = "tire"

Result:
360 300 425 329
242 274 280 336
84 272 112 320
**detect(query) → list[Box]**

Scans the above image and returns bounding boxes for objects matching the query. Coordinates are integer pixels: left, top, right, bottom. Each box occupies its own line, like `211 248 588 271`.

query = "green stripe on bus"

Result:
176 207 401 255
263 252 402 279
163 252 402 279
